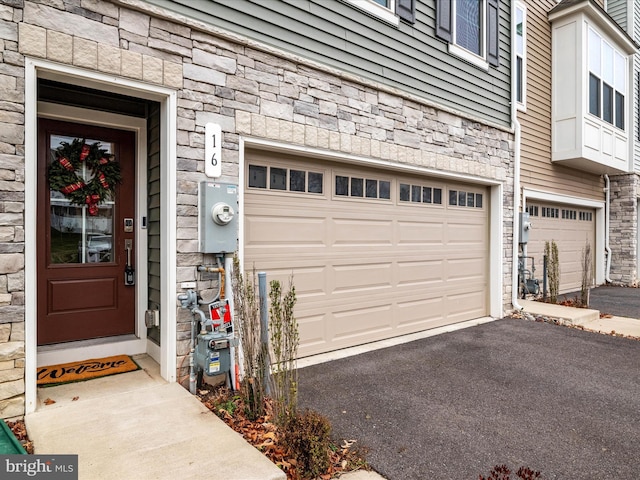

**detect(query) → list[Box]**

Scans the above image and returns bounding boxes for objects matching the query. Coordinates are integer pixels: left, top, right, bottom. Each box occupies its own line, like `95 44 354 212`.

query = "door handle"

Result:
124 239 135 286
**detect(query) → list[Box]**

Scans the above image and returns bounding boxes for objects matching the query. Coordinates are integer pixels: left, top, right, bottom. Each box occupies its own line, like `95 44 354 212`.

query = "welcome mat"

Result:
37 355 140 386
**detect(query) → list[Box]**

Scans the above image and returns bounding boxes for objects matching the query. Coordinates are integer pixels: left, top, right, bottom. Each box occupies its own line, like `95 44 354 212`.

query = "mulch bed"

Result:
197 386 368 480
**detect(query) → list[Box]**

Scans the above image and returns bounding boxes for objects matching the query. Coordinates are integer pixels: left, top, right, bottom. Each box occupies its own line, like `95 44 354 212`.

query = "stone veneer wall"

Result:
608 174 638 286
2 0 514 416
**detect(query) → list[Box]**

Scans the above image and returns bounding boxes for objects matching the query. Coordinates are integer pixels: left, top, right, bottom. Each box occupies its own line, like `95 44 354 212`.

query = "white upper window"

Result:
436 0 500 70
588 27 626 130
345 0 399 25
515 2 526 110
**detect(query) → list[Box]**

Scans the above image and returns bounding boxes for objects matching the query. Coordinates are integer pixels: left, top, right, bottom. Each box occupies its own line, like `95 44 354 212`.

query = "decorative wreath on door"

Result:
48 138 122 216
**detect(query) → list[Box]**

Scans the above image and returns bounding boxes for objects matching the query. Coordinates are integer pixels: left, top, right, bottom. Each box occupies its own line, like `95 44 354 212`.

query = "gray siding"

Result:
607 0 628 30
147 103 161 345
144 0 512 127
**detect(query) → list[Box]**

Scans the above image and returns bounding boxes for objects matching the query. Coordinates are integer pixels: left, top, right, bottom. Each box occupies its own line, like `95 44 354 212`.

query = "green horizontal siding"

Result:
146 0 512 126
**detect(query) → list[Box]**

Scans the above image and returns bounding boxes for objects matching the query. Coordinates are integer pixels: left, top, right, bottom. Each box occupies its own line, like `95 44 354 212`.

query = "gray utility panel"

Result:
199 182 239 254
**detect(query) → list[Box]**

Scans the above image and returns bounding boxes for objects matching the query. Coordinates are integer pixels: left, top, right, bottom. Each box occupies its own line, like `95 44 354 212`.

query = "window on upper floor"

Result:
435 0 500 69
515 2 526 109
345 0 415 25
588 27 626 130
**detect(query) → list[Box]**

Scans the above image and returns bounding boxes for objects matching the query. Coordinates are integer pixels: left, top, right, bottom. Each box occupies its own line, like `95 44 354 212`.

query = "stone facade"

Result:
609 174 638 286
0 0 514 418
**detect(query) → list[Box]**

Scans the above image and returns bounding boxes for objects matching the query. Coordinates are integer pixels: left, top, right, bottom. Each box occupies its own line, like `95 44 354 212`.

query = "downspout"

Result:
603 174 612 283
511 0 523 312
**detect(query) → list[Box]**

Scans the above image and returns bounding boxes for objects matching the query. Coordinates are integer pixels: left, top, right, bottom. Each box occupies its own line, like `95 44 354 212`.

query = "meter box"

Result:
194 332 232 377
199 182 239 253
519 212 532 244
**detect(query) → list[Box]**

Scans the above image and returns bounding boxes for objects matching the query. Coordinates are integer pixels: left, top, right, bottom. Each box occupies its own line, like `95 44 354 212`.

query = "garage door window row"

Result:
399 183 443 205
528 204 593 222
336 175 391 200
448 189 483 208
248 164 324 194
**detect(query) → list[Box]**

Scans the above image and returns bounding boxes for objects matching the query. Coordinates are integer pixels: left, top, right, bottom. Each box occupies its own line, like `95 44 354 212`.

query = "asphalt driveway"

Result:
298 318 640 479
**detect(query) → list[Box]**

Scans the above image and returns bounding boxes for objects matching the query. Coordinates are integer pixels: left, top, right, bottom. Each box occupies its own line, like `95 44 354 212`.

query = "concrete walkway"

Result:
26 355 286 480
25 355 383 480
519 299 640 337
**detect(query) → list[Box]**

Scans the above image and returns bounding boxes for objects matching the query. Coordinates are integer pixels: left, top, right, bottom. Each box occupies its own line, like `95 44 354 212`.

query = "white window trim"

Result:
587 27 628 132
345 0 399 26
515 1 527 111
448 43 489 70
449 0 489 70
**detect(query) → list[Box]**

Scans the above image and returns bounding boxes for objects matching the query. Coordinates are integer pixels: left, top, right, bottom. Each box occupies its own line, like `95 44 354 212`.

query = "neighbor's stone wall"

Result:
609 174 638 286
2 0 515 413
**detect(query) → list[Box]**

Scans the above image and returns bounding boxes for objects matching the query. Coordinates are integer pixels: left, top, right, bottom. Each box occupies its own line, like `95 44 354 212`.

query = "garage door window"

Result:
336 175 391 200
448 189 483 208
248 164 323 194
399 183 442 204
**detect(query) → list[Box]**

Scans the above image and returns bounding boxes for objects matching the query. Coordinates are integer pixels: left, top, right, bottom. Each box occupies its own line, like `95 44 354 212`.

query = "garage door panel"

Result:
447 257 486 280
331 303 394 340
396 297 444 327
397 221 445 244
245 217 327 246
332 262 393 293
297 313 329 350
447 291 486 317
397 259 444 286
331 218 394 246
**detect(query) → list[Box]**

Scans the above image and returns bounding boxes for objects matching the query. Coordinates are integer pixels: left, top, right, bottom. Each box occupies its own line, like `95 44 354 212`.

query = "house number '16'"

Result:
205 122 222 178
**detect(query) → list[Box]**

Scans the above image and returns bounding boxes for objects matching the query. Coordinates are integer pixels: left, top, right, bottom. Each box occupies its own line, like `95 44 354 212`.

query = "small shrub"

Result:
545 240 560 303
479 464 542 480
580 241 592 307
283 409 332 479
232 256 268 420
270 276 299 426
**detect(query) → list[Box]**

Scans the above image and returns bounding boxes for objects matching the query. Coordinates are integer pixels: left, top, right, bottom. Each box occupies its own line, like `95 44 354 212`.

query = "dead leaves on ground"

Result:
7 420 34 454
198 387 366 480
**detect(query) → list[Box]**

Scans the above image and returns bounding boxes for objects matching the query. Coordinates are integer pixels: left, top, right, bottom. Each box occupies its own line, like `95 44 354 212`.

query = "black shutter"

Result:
396 0 416 24
487 0 500 67
436 0 452 42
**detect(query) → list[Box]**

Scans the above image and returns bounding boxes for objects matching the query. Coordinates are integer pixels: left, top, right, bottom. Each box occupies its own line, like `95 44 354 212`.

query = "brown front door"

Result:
37 119 136 345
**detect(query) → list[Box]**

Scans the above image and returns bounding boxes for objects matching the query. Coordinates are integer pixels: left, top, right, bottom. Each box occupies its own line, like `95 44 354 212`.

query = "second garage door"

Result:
525 202 596 295
244 151 489 357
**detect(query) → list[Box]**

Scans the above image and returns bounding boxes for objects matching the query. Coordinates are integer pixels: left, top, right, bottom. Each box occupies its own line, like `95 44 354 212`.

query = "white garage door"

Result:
526 202 596 295
244 151 489 357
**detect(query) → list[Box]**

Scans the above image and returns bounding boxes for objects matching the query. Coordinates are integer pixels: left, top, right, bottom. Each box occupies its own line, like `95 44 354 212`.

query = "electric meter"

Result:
211 202 234 225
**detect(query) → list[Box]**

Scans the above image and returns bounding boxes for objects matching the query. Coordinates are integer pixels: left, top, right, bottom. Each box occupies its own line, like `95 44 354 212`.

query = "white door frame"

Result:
24 58 178 414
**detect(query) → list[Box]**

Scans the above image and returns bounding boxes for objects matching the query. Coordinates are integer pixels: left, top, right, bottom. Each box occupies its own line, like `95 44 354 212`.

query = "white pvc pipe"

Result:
511 0 523 312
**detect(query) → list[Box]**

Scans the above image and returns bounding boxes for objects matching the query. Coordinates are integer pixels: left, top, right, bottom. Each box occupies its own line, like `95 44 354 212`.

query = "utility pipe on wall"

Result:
603 174 612 283
511 0 523 312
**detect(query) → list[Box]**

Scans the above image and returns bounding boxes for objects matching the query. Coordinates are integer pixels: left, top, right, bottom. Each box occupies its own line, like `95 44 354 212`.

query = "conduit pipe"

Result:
603 174 612 283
